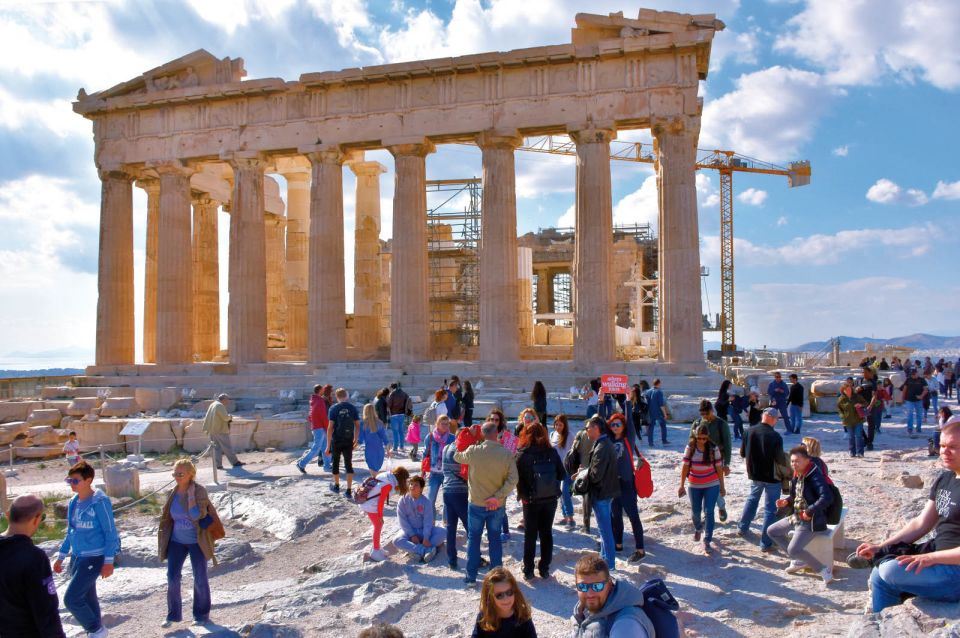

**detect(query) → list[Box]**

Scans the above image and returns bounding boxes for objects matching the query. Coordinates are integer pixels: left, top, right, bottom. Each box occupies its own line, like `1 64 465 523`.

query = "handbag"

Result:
198 502 226 542
421 454 431 475
573 471 590 496
625 439 654 498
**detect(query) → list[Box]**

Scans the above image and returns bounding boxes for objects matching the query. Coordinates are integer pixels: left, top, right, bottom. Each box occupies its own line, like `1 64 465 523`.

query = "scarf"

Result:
177 483 202 520
791 472 808 527
432 429 448 472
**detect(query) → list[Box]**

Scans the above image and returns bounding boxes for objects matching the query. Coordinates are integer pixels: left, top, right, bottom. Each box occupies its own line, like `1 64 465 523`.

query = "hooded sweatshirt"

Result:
397 493 436 539
58 488 120 564
571 579 654 638
0 534 66 638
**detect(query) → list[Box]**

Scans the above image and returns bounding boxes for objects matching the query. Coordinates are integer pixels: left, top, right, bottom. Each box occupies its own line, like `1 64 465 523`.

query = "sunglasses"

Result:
64 478 82 485
696 436 710 441
493 589 515 600
576 582 607 593
610 422 623 428
172 472 187 478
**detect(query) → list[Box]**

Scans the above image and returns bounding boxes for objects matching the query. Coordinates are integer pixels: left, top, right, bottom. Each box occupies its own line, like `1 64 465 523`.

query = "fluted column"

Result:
282 170 310 356
477 132 522 363
570 126 616 364
350 159 387 355
226 154 268 364
265 212 287 348
95 168 135 366
192 196 220 361
388 141 434 363
654 117 703 365
154 162 194 364
306 149 346 363
136 179 160 363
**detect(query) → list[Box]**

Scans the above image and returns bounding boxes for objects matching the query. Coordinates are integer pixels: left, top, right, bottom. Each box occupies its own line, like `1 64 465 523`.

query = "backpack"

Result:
638 578 681 638
353 476 381 504
529 455 560 501
332 404 355 445
825 482 843 526
423 402 438 428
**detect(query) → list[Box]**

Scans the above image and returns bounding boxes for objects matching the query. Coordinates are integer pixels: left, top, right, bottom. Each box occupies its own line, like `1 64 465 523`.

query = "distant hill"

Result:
0 368 83 378
790 334 960 352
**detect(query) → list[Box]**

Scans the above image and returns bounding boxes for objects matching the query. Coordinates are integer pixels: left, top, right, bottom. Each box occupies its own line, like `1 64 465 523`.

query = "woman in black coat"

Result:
514 422 563 580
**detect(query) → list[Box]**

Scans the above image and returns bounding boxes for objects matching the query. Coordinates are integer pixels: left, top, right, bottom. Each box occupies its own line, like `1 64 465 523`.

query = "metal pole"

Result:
7 444 14 476
211 446 218 485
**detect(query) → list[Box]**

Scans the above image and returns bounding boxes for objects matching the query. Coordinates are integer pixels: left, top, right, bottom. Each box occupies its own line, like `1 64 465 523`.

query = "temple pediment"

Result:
77 49 245 102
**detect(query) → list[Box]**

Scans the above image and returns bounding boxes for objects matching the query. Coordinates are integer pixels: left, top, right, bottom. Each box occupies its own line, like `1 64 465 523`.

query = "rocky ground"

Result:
8 407 960 637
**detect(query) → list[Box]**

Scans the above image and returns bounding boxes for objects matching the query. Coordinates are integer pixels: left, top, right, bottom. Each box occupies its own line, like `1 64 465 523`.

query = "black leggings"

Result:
331 441 354 475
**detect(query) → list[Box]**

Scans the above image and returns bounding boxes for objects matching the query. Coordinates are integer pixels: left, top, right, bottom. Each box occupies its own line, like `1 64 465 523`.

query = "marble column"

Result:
192 196 220 361
388 141 434 364
282 170 310 356
654 117 703 365
137 179 160 363
517 246 534 347
226 155 268 364
350 160 387 355
265 212 287 347
95 169 135 366
570 126 616 364
477 132 522 363
306 150 346 363
154 162 194 364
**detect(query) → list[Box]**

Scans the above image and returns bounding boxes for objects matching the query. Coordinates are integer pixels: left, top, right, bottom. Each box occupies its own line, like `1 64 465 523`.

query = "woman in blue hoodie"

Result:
54 461 120 638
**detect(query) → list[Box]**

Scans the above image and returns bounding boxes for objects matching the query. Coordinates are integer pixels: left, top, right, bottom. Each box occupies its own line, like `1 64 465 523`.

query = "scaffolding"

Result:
426 178 482 346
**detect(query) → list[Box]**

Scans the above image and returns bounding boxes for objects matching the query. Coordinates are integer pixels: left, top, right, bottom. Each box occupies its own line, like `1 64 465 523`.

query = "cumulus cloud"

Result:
933 180 960 200
832 145 849 157
776 216 788 227
697 173 720 209
709 27 761 72
865 178 929 206
737 188 768 206
775 0 960 90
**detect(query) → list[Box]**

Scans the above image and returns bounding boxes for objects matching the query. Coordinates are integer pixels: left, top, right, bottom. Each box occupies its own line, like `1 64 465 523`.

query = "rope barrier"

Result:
112 443 214 513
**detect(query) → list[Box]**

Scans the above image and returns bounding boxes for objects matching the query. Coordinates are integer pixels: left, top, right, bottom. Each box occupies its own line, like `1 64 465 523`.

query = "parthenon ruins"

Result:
75 9 723 377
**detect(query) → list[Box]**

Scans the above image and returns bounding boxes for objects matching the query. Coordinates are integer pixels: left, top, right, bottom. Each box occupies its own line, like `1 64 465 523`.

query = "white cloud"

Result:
556 203 574 228
776 216 788 227
0 85 89 138
700 66 839 163
696 173 720 209
865 178 928 206
710 27 761 72
515 153 575 200
737 188 768 206
775 0 960 90
832 145 849 157
613 176 659 229
933 180 960 200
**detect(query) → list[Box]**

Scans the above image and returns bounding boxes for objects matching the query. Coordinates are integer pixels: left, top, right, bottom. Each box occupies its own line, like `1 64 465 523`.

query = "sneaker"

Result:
329 483 340 493
820 566 834 584
464 577 477 586
448 560 458 570
88 628 109 638
628 550 646 563
703 542 712 554
232 461 245 467
736 528 746 537
422 547 438 563
479 557 490 568
718 508 728 523
160 620 175 628
295 462 306 475
694 529 702 542
539 567 551 579
846 552 872 569
343 491 353 501
522 569 534 580
192 618 210 627
760 544 775 553
785 561 806 574
369 548 387 562
501 532 511 542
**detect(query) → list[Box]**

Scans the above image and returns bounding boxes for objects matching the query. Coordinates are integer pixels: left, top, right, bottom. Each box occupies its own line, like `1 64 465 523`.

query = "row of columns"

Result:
94 120 702 367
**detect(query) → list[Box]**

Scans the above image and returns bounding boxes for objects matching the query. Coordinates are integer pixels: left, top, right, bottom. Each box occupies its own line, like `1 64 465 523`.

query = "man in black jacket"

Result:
737 408 786 551
580 416 620 570
0 494 66 638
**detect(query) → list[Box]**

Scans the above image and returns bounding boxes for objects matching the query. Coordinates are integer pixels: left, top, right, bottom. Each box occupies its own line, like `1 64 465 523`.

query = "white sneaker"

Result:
785 561 806 574
160 620 174 628
820 566 834 584
369 548 387 562
88 628 109 638
422 547 438 563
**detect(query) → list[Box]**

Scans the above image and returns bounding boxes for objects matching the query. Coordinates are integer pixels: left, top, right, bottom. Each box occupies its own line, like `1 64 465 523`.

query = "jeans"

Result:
560 474 574 518
427 472 444 519
585 404 598 419
591 497 616 568
738 480 781 549
389 414 406 450
647 416 668 444
905 400 923 432
466 504 505 581
166 540 211 623
846 423 865 456
688 484 720 544
522 499 558 574
767 518 828 572
928 392 939 417
773 403 792 432
393 527 446 557
788 405 803 434
730 411 744 439
298 428 331 471
870 560 960 612
611 484 645 550
865 406 882 446
210 432 240 467
64 555 104 632
444 491 469 565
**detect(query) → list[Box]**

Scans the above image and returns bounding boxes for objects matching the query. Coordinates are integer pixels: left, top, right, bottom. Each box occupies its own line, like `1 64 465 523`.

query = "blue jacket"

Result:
59 489 120 564
424 431 455 476
785 462 833 532
767 380 790 407
441 443 468 494
397 494 436 538
643 388 666 421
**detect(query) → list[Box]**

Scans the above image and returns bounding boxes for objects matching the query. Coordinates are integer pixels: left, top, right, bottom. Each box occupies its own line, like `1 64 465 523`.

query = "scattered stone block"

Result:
0 402 38 424
134 387 181 413
103 464 139 498
182 419 208 453
252 419 305 450
123 419 177 453
812 395 839 413
65 397 102 417
898 473 924 489
27 426 67 446
811 379 844 396
0 421 29 446
27 409 62 427
15 446 62 460
547 325 573 345
72 420 125 451
100 397 140 418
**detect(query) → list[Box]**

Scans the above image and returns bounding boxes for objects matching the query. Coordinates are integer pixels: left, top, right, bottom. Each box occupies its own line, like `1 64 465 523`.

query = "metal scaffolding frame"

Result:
426 178 482 345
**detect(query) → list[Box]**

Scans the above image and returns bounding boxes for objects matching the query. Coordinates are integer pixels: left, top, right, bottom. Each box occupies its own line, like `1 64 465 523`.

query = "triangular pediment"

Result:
80 49 246 101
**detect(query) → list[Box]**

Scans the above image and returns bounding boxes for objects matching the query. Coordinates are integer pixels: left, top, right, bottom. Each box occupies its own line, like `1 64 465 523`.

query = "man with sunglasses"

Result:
571 552 653 637
0 494 66 638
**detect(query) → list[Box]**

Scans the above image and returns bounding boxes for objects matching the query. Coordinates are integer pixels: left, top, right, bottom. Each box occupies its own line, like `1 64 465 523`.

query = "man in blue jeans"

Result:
848 421 960 611
900 369 928 437
787 374 804 435
642 379 670 445
579 416 620 569
767 372 793 433
737 408 786 550
454 420 518 585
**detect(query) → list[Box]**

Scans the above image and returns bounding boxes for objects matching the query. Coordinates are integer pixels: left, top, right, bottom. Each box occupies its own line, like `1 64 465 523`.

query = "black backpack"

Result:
530 455 560 501
332 404 355 444
825 482 843 526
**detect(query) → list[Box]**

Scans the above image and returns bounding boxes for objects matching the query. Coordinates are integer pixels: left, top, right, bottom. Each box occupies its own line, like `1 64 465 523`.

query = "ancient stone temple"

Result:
75 9 722 377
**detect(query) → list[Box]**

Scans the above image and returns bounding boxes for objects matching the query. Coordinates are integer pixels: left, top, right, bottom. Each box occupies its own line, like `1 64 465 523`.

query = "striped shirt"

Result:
682 444 722 488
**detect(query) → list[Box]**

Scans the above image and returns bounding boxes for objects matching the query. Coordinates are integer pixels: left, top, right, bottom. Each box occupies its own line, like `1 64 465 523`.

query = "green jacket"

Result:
838 393 865 427
690 416 732 466
453 440 518 508
202 401 231 435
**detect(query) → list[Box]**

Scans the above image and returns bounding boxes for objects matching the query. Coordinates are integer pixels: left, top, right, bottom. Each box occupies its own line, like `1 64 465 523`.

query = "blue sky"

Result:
0 0 958 366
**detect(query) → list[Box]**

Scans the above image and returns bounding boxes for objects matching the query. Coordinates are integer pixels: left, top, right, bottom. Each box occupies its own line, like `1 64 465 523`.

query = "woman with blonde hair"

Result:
471 567 536 637
801 436 834 485
158 459 217 628
361 402 389 474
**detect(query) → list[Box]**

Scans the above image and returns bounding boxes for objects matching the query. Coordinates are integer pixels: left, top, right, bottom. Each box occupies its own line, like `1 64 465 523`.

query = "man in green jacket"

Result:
454 420 518 585
690 399 732 521
202 393 244 469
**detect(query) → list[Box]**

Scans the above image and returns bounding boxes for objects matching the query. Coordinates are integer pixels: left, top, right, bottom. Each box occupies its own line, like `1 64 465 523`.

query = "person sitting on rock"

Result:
848 419 960 611
393 475 445 563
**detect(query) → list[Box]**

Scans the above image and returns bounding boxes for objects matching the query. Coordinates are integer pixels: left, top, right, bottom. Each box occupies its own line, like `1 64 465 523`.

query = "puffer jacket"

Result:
571 579 655 637
158 483 216 563
783 461 833 532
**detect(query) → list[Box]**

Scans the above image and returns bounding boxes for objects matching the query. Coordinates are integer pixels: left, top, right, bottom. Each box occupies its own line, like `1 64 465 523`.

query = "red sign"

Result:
600 374 629 394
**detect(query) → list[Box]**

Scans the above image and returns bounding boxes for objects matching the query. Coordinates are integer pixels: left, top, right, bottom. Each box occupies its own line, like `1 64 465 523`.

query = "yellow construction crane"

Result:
514 136 812 353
